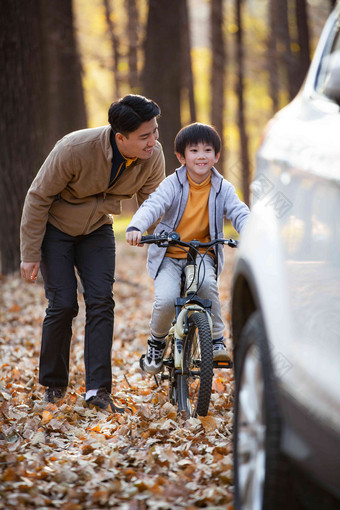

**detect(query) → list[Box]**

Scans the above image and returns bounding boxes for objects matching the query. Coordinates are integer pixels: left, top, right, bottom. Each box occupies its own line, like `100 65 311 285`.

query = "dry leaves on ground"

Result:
0 240 236 509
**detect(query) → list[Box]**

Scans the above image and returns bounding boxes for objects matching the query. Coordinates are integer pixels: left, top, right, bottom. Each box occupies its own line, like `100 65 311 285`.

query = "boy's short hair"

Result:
174 122 221 156
108 94 161 136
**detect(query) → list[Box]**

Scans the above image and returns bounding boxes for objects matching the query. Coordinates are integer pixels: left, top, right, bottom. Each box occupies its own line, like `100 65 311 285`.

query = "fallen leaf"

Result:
41 410 53 424
0 240 236 508
199 415 217 432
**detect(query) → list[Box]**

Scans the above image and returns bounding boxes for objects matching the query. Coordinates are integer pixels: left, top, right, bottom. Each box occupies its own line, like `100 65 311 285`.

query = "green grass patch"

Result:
224 221 240 240
113 215 132 240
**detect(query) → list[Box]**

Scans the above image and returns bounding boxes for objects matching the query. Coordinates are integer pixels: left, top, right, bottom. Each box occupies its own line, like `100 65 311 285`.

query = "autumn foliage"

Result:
0 240 236 509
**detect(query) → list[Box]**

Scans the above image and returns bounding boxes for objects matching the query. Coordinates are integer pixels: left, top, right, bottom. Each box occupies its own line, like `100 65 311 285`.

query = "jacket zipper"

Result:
154 173 183 279
214 179 223 278
173 172 184 230
214 179 222 239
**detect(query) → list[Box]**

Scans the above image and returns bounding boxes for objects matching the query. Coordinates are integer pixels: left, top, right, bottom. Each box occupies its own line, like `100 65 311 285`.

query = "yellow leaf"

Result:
41 410 53 424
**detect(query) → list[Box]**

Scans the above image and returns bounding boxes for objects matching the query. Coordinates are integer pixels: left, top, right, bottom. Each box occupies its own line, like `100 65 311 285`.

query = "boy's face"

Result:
176 142 220 184
116 117 159 160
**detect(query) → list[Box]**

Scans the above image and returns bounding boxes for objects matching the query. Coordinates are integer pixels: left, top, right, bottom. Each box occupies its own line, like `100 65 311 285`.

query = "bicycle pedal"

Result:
163 358 174 368
213 360 233 369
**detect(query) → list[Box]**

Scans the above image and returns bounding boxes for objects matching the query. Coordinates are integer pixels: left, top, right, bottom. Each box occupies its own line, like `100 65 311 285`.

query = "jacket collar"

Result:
109 128 141 168
175 165 223 192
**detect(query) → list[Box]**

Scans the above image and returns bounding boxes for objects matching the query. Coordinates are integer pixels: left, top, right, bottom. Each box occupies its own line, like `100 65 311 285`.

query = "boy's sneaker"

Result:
213 338 232 362
140 337 166 374
44 386 67 404
86 387 125 414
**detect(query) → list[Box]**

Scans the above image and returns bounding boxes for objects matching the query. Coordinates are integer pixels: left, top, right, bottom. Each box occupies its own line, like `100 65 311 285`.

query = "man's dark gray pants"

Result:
39 223 115 392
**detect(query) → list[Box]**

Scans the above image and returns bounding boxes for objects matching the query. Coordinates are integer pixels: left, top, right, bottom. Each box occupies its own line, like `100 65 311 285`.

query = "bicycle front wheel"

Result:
176 311 213 417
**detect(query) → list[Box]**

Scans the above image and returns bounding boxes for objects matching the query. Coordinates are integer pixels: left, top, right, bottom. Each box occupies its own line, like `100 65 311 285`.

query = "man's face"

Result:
116 117 159 160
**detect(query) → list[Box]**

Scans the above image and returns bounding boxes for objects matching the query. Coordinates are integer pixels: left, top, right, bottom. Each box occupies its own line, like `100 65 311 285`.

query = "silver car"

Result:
231 3 340 509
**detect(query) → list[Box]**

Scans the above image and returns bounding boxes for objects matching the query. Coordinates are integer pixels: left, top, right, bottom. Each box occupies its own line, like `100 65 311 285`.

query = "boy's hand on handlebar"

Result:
126 229 143 246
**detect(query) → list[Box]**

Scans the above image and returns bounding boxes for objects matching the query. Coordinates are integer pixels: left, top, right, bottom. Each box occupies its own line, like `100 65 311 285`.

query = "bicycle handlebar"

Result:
140 231 239 248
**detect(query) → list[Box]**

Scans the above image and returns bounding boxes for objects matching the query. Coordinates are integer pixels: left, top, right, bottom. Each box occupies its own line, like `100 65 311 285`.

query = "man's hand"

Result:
126 230 142 246
20 261 40 283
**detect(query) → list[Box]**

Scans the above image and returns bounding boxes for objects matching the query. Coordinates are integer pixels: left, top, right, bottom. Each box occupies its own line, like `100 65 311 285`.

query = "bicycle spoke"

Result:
176 312 213 417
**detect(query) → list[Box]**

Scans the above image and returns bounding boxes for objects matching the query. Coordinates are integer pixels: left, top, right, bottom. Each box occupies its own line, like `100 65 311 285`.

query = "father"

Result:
20 94 164 412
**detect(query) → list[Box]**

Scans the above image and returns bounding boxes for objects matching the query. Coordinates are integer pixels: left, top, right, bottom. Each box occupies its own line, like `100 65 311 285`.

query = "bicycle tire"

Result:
176 311 213 417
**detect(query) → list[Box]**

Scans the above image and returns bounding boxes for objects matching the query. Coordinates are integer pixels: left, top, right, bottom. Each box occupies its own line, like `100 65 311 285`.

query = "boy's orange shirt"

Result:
166 172 212 259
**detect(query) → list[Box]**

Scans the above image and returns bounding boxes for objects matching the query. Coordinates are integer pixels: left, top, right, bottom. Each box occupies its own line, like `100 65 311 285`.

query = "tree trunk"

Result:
40 0 87 152
267 0 279 113
143 0 182 174
276 0 298 100
296 0 311 90
127 0 140 91
180 0 196 124
0 0 87 275
235 0 250 206
0 0 46 274
103 0 121 99
211 0 225 175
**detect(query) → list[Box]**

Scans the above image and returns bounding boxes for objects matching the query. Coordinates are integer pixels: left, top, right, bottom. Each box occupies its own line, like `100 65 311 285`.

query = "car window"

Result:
315 21 340 103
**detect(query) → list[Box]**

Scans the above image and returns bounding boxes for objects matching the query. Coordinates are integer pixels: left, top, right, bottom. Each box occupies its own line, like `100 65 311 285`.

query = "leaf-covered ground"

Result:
0 240 236 509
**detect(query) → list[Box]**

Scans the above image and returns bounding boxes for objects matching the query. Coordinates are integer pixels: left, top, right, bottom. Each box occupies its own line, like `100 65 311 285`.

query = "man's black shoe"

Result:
44 386 67 403
86 387 126 414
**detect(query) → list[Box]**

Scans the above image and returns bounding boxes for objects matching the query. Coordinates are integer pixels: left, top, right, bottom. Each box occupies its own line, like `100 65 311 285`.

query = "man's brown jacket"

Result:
20 125 165 262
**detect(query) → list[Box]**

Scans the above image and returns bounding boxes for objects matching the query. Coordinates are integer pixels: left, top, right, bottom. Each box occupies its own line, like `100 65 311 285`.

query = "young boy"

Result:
126 123 250 374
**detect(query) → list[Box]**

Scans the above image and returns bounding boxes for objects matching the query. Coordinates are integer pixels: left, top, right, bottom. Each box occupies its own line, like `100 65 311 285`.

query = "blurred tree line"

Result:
0 0 333 274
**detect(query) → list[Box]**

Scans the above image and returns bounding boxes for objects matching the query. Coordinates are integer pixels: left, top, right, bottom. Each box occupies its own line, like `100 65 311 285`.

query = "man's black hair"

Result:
174 122 221 156
108 94 161 135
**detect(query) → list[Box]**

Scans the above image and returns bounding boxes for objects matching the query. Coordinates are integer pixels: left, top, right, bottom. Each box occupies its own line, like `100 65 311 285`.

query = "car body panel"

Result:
232 3 340 501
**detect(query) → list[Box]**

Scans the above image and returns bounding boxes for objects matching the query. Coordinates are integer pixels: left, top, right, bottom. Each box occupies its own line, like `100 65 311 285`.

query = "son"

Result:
126 123 250 374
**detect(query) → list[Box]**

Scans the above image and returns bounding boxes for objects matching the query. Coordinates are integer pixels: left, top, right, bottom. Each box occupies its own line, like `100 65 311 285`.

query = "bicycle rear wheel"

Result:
176 311 213 417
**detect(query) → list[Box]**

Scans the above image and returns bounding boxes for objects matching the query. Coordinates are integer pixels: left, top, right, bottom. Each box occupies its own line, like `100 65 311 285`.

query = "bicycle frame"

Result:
141 232 237 369
171 246 213 372
140 231 237 416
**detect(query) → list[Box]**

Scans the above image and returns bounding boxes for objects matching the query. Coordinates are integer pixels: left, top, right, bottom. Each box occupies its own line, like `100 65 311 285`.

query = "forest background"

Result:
0 0 335 275
0 2 337 507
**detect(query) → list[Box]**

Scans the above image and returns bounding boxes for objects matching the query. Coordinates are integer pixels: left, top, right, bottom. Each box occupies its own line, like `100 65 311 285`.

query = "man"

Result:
20 94 165 413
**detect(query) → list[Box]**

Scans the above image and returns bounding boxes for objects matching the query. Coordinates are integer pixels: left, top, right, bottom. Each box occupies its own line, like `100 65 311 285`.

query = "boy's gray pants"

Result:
150 255 225 340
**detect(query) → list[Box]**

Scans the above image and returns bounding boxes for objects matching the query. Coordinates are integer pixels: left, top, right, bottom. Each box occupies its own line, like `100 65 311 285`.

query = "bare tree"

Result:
103 0 121 98
267 0 279 113
180 0 196 124
0 0 87 274
276 0 301 100
127 0 140 91
235 0 250 205
40 0 87 152
268 0 311 108
211 0 225 174
0 0 46 274
296 0 311 89
143 0 182 174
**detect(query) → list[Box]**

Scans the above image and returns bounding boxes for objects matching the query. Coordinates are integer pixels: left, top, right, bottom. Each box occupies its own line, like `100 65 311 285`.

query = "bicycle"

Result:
139 231 238 417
